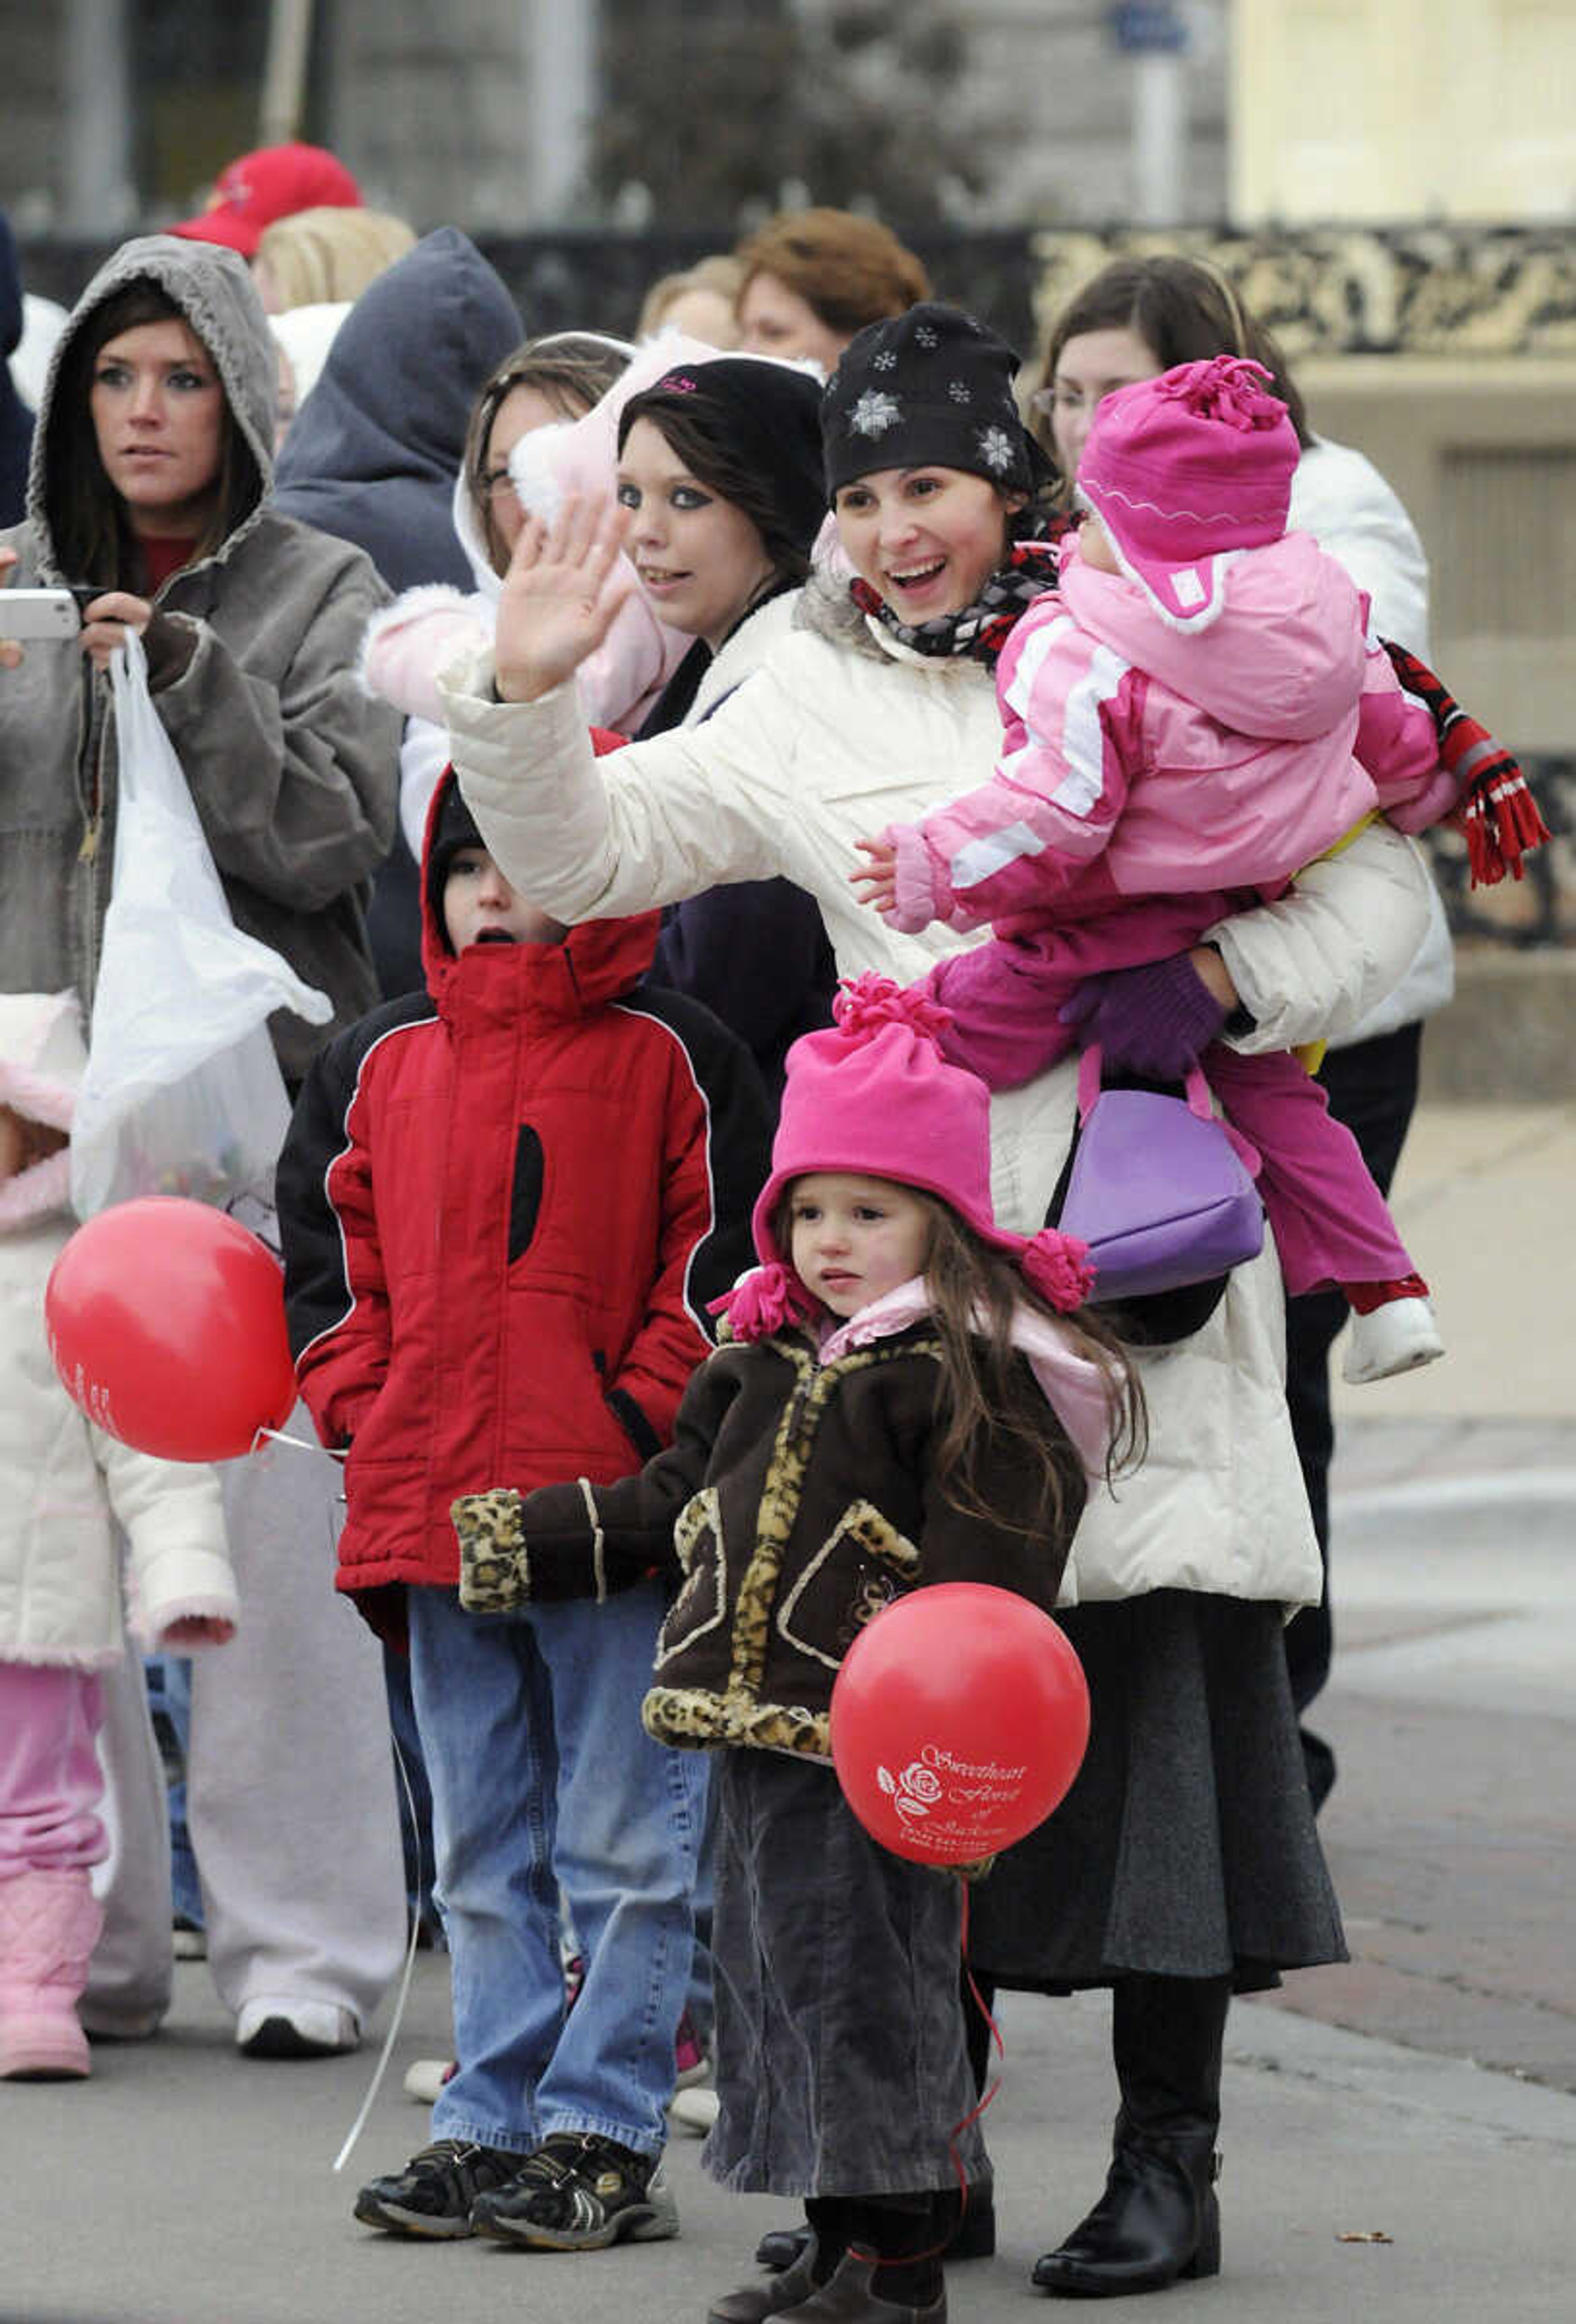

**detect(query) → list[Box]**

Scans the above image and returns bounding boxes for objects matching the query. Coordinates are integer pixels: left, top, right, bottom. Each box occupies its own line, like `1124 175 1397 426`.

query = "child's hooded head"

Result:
1075 353 1299 633
426 783 566 955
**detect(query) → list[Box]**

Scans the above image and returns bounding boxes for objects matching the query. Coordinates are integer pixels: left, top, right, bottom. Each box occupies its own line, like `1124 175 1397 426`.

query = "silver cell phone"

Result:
1 588 84 640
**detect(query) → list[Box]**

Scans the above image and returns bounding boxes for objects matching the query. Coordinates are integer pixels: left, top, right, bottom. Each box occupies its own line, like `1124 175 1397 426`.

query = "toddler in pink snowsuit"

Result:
0 993 236 2080
859 356 1456 1385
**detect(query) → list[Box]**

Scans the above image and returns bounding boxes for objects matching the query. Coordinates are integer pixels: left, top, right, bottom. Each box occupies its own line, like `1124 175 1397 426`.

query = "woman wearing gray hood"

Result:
0 235 407 2063
0 231 400 1083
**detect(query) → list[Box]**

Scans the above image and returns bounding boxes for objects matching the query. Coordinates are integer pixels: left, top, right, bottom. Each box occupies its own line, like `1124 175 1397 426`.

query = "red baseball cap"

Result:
168 143 362 258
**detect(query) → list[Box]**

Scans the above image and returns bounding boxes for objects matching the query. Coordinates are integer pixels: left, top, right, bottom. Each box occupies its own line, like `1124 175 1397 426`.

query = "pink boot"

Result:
0 1867 103 2079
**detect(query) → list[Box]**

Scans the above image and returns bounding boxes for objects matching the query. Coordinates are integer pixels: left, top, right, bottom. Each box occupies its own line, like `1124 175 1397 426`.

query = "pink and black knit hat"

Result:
1076 354 1299 633
720 976 1094 1338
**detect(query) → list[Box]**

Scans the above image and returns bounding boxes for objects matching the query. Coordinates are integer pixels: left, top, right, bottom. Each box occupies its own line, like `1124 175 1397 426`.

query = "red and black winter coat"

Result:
275 774 772 1640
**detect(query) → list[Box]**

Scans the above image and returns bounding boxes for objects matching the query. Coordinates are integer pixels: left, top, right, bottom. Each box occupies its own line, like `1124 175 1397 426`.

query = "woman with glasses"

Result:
368 341 838 1098
366 331 699 885
1026 255 1448 1820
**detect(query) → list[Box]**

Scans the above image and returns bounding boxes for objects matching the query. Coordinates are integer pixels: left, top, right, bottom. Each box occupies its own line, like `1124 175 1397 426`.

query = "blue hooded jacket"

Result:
271 227 521 592
272 227 522 995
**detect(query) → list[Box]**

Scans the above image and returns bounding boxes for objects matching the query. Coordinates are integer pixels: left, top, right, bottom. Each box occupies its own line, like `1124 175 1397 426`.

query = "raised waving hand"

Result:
493 492 631 704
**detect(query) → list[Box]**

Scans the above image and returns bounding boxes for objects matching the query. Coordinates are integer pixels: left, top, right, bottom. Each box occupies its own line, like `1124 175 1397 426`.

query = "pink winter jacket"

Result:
886 532 1452 938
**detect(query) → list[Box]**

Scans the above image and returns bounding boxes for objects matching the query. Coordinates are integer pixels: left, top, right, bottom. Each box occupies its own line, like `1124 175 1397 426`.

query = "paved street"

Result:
3 1100 1571 2324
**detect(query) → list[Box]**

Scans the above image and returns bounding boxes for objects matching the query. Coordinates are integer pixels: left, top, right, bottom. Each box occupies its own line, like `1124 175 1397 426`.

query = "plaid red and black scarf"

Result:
1386 642 1550 887
850 528 1071 672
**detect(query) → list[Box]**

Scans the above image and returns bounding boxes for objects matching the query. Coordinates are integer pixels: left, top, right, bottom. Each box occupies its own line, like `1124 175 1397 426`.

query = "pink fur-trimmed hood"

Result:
505 327 713 530
0 991 82 1231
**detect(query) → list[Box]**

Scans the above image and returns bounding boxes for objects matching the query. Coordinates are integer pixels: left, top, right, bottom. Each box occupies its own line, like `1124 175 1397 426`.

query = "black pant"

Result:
1283 1020 1423 1804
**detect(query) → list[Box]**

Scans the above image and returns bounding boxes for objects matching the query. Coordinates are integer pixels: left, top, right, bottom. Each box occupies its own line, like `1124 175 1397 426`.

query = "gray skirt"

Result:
965 1590 1347 1992
704 1749 987 2199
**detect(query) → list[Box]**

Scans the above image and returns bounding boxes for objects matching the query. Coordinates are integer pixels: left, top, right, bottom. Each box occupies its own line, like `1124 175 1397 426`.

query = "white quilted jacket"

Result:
441 584 1435 1613
0 993 235 1668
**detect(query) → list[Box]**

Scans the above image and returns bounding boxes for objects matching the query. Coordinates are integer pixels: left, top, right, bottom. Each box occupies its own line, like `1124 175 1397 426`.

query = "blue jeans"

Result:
144 1655 202 1928
407 1582 706 2157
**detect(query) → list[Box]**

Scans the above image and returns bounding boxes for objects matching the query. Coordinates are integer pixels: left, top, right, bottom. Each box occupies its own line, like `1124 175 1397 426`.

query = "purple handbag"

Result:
1057 1045 1264 1302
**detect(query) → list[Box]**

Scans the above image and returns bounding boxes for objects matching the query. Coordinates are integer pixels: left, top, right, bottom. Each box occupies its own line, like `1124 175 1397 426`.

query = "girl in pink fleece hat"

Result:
450 974 1143 2322
858 355 1457 1387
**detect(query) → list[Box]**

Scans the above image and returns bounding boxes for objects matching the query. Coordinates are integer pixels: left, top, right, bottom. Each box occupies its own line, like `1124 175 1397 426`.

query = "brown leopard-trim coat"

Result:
451 1318 1084 1760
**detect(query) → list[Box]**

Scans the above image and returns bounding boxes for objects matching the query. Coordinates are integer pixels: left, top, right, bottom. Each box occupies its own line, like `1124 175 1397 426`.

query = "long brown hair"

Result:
44 280 259 590
1030 254 1311 494
771 1186 1145 1543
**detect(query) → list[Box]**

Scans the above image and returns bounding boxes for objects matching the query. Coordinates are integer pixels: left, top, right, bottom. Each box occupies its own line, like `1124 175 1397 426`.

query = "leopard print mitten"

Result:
452 1487 529 1613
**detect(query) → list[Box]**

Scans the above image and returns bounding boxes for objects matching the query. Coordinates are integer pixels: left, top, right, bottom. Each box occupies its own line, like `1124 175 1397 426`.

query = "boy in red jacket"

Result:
276 777 770 2249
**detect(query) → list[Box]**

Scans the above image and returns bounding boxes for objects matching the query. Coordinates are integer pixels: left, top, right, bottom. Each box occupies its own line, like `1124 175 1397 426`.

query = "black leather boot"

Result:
1032 1973 1230 2298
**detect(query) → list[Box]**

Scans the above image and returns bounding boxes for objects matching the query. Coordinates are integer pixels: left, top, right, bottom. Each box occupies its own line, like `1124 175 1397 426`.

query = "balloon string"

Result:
332 1728 424 2173
250 1425 346 1459
846 1877 1002 2270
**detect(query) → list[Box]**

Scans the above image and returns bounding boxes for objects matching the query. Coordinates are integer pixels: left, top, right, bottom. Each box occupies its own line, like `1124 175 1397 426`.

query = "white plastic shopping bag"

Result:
70 629 333 1218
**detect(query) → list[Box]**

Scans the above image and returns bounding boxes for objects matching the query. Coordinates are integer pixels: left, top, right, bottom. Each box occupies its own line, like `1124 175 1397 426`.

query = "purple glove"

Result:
1058 953 1228 1079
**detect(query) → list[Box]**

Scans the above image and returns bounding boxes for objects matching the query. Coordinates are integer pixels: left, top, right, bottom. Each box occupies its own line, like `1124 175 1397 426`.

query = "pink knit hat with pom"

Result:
719 977 1094 1340
1077 354 1298 634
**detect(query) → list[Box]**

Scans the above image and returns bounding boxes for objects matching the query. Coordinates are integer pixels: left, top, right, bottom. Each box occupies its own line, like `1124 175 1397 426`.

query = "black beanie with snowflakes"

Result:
820 301 1051 500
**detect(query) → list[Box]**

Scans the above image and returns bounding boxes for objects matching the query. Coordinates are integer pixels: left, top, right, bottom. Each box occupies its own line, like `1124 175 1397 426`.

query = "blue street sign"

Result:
1111 2 1190 54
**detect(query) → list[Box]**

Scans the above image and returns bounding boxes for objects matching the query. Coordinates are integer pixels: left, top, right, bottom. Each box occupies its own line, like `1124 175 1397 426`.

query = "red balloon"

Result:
46 1197 297 1462
830 1583 1089 1866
